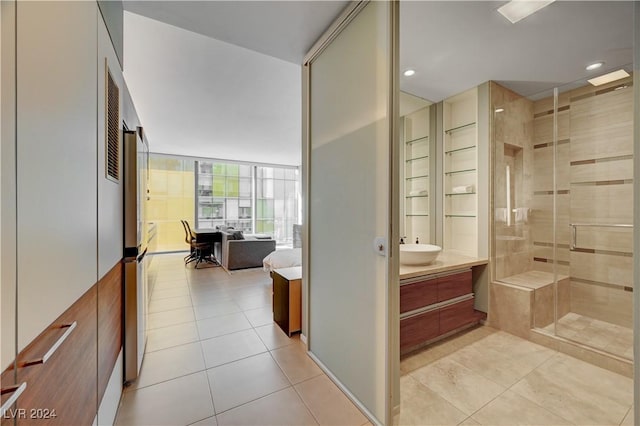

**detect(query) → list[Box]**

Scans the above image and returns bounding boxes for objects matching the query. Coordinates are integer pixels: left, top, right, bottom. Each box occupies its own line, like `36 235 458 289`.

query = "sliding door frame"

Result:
301 1 400 424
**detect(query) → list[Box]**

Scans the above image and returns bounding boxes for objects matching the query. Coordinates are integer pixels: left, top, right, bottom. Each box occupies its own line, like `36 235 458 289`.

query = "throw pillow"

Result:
232 230 245 240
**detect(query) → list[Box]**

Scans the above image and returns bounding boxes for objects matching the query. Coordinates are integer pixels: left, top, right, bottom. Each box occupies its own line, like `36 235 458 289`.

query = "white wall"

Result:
0 0 17 372
98 10 124 279
16 1 98 351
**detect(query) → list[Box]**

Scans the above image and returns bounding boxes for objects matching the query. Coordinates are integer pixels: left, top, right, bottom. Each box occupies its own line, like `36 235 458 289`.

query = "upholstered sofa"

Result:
217 231 276 271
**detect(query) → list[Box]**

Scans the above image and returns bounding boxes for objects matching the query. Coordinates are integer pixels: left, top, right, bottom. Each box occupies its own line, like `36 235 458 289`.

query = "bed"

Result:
262 248 302 272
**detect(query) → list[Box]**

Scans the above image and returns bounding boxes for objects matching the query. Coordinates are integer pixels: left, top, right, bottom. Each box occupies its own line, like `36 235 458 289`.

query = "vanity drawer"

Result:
400 309 439 353
437 270 472 302
439 298 475 335
400 279 438 314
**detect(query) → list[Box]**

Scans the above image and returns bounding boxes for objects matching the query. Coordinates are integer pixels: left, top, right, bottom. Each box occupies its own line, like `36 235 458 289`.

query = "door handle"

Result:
19 322 77 367
1 382 27 417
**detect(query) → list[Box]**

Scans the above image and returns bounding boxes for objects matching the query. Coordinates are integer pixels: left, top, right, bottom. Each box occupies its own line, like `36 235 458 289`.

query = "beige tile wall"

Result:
491 82 534 281
530 78 633 329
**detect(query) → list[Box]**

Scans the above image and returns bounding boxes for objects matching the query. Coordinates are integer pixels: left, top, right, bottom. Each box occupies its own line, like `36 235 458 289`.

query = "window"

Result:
149 154 300 251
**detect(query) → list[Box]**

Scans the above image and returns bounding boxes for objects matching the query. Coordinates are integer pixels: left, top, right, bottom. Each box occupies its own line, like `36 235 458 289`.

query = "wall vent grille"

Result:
106 67 120 182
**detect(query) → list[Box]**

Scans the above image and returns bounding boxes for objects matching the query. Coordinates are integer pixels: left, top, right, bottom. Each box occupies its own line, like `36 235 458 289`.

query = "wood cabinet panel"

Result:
400 279 438 314
437 271 472 302
439 299 475 335
15 286 97 425
400 310 439 353
273 271 301 336
97 262 122 406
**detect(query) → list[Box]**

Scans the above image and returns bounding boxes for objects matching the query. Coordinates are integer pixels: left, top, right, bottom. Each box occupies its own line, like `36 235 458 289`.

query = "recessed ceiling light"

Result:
497 0 556 24
585 62 604 71
403 69 416 77
495 108 505 113
587 69 630 86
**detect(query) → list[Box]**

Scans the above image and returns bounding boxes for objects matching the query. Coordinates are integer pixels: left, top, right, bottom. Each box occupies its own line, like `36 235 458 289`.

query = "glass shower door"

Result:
553 72 634 360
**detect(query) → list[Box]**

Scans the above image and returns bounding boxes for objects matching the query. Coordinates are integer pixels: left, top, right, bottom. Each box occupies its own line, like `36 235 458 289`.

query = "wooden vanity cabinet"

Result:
400 269 478 354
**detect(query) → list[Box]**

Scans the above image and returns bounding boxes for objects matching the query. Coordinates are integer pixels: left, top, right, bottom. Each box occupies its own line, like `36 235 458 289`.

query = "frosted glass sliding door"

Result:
303 1 399 424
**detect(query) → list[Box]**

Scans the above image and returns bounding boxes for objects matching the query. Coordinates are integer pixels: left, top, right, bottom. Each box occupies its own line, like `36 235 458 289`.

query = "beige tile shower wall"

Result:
570 281 632 328
531 88 571 277
490 82 534 281
568 85 633 325
570 87 633 162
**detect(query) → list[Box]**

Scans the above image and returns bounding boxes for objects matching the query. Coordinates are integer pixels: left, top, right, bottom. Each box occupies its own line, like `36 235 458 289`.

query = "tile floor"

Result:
115 253 369 426
117 253 635 426
541 312 633 360
399 326 634 426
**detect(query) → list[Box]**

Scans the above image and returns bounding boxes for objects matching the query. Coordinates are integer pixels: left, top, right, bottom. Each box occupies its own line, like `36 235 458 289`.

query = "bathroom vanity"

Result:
400 251 487 354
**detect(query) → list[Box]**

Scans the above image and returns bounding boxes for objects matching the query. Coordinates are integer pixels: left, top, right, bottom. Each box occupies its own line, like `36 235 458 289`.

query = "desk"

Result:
272 267 302 336
191 229 222 267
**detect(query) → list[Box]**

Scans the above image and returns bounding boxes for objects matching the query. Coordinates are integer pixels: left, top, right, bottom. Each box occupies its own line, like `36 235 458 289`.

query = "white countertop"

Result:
400 250 488 280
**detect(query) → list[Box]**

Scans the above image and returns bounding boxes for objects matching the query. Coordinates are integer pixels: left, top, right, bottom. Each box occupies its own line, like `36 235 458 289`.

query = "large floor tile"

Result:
193 299 241 320
207 352 289 413
400 326 497 375
116 372 214 426
395 375 467 426
243 307 274 328
621 406 633 425
190 416 218 426
152 286 191 300
216 388 317 426
233 293 272 311
270 344 322 384
510 353 632 425
130 342 205 390
146 322 200 352
153 279 189 291
295 375 367 426
410 357 505 416
149 295 194 314
254 323 297 350
471 390 571 425
147 307 196 330
447 331 555 387
197 312 253 340
201 329 267 368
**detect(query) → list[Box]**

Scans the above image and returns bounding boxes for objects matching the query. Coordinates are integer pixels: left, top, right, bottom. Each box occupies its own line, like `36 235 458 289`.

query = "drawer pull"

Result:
1 382 27 417
20 321 77 367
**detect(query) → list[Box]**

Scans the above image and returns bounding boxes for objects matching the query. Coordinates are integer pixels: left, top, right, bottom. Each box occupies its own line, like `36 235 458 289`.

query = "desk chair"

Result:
184 220 216 268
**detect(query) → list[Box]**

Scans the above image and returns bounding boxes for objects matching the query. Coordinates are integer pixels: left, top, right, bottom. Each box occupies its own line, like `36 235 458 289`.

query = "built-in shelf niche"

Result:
403 105 430 243
443 88 478 256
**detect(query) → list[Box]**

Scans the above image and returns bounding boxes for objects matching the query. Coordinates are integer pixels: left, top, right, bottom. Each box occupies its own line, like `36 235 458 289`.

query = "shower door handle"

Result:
569 223 632 251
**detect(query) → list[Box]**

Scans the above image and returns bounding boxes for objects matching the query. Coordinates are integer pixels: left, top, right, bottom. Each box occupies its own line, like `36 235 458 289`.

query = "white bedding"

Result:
262 248 302 272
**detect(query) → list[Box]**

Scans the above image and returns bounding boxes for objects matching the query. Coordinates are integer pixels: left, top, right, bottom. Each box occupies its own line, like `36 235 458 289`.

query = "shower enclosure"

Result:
491 70 634 361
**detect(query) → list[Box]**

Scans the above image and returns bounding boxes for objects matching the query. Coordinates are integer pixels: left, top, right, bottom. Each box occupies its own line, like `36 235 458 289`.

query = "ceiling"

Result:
122 1 634 165
400 1 633 102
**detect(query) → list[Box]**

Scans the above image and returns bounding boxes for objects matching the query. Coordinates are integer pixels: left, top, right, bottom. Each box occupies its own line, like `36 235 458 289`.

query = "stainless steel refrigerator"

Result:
123 126 149 384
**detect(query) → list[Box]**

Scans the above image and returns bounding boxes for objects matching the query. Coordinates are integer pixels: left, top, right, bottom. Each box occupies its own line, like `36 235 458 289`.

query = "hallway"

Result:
115 254 369 426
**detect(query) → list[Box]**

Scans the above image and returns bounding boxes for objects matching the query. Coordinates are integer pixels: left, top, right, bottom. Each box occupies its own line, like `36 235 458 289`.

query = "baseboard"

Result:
300 333 307 345
307 351 383 426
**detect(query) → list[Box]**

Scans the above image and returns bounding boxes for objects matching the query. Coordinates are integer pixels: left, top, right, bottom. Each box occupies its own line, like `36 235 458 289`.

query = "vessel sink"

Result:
399 244 442 266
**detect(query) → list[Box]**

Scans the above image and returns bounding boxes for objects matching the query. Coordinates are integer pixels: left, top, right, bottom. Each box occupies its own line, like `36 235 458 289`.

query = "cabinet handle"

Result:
1 382 27 417
20 322 77 367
